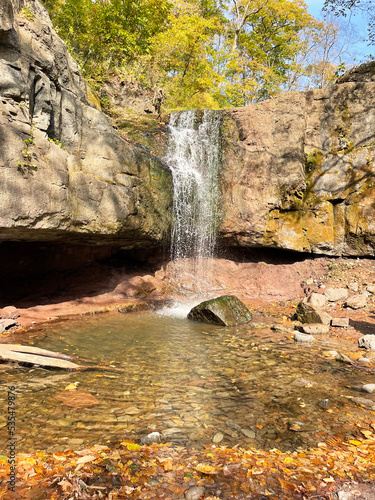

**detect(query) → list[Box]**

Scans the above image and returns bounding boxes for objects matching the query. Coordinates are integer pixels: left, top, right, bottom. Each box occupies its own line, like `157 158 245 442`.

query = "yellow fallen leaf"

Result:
125 443 141 452
194 463 217 474
65 382 79 391
349 440 362 446
323 477 335 483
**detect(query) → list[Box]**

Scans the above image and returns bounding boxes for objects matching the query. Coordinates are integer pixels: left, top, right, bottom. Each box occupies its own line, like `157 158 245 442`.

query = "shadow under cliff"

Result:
0 241 165 308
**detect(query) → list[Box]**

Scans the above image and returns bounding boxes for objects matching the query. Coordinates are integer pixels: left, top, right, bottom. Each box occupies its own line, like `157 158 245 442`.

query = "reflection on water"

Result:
0 311 372 453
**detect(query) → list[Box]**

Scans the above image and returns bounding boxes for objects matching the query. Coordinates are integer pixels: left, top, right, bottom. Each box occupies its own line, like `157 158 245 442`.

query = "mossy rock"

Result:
294 301 329 324
187 295 252 326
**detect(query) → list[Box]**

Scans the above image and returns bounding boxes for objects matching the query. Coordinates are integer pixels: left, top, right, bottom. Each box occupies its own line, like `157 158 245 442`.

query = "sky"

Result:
304 0 373 62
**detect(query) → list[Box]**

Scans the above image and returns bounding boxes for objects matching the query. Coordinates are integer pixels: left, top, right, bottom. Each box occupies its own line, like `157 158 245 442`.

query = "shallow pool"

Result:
0 311 372 453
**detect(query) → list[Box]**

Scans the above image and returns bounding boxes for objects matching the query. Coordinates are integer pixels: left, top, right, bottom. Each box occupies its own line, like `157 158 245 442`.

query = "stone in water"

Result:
187 295 252 326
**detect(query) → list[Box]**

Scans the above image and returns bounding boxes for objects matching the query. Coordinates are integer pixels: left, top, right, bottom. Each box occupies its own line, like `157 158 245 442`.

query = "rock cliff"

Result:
0 0 171 247
1 0 375 259
220 61 375 256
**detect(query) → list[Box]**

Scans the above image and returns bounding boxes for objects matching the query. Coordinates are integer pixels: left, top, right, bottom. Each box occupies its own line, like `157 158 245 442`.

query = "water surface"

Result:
0 311 372 453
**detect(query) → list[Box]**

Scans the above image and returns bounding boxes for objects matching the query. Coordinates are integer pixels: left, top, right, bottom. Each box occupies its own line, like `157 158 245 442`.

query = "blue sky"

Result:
305 0 373 61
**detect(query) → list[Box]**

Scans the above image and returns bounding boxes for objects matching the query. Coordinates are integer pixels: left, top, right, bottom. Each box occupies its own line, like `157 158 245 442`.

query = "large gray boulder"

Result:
187 295 252 326
0 0 171 247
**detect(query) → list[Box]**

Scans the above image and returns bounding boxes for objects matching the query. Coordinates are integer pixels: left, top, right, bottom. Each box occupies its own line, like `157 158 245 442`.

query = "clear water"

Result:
165 110 221 296
0 311 373 454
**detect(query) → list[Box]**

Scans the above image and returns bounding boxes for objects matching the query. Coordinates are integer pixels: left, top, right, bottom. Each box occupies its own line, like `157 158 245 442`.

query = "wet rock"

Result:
163 428 182 436
351 397 375 411
271 324 294 333
308 293 327 309
187 295 252 326
240 428 255 439
185 486 205 500
345 293 369 309
54 390 100 408
357 357 371 364
358 335 375 351
141 432 161 445
212 432 224 443
294 332 315 343
288 421 306 431
336 353 353 364
331 317 350 328
250 322 268 328
294 302 331 324
323 350 338 357
324 288 349 302
319 399 330 409
362 384 375 394
298 324 330 335
292 378 316 387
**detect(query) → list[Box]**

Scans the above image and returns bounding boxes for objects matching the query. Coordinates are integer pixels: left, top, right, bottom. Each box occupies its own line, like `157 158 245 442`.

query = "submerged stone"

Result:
187 295 252 326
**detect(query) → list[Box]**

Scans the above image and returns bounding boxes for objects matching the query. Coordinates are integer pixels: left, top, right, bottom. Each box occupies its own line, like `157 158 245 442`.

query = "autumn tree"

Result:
285 14 360 90
323 0 375 44
218 0 320 105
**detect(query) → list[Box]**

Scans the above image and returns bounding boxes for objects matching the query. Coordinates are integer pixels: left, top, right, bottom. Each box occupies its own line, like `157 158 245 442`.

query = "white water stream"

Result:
163 109 221 299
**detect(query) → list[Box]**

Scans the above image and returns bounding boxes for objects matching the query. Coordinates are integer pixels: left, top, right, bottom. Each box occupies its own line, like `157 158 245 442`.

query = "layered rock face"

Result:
0 0 171 247
221 61 375 256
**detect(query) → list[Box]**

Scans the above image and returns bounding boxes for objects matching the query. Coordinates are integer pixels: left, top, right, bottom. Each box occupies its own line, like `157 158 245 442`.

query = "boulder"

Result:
294 301 331 324
187 295 252 326
324 288 349 302
308 293 327 309
358 335 375 351
345 293 369 309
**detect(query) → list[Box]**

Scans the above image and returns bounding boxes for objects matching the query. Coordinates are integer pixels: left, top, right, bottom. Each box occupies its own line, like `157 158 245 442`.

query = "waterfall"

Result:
165 109 221 297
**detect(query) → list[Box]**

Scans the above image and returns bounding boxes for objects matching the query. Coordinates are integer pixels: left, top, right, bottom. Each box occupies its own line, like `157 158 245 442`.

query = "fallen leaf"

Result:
194 463 217 474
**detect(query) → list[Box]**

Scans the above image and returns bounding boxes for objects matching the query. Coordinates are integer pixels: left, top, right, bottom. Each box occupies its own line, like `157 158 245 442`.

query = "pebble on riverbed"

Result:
294 332 315 343
140 431 161 445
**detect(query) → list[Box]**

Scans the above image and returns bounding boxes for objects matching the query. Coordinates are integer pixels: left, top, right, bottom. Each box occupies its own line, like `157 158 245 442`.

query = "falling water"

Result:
165 109 221 297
